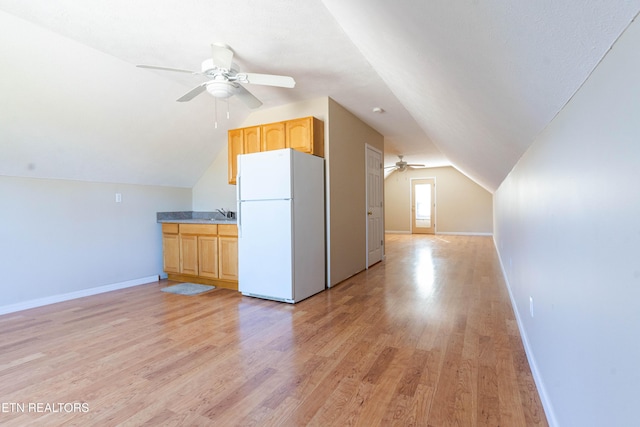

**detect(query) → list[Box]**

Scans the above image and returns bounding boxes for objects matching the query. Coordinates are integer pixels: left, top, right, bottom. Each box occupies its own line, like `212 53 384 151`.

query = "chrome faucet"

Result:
215 208 228 219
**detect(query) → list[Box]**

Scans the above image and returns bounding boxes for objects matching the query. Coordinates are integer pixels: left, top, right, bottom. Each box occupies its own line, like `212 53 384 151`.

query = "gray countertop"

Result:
158 218 237 224
157 211 237 225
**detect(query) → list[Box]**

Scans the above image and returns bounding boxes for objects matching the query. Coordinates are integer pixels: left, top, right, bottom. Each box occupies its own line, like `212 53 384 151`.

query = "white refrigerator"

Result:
237 148 325 303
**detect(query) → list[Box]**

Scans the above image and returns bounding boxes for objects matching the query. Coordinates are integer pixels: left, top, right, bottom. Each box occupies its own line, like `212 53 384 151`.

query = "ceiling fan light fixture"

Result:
206 81 233 98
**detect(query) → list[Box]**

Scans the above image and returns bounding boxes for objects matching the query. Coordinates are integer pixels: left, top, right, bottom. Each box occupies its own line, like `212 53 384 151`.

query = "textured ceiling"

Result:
1 1 639 190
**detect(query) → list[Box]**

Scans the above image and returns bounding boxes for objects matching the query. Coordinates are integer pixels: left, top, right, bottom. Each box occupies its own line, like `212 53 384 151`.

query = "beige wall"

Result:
327 98 384 285
385 166 493 234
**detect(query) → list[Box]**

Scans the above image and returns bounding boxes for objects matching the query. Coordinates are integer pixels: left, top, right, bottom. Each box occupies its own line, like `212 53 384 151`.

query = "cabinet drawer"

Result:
218 224 238 236
179 224 218 235
162 223 179 234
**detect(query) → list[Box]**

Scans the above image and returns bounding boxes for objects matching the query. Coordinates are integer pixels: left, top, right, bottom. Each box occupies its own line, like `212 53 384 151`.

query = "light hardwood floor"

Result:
0 234 547 426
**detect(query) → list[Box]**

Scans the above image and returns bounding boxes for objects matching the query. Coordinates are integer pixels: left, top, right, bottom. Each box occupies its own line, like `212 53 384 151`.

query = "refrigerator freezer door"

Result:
238 199 293 301
238 149 292 201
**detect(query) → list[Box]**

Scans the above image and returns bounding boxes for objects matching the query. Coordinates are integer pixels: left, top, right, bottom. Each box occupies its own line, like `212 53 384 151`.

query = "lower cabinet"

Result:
162 227 180 274
198 235 219 279
218 236 238 280
179 234 199 276
162 223 238 290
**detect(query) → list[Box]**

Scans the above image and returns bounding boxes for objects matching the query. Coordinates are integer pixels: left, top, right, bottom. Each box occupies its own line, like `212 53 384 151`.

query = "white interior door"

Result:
366 145 384 267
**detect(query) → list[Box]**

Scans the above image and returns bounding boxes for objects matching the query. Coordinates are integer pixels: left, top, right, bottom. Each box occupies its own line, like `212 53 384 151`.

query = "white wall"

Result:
493 17 640 427
0 10 221 189
384 166 493 234
0 176 191 313
192 142 237 212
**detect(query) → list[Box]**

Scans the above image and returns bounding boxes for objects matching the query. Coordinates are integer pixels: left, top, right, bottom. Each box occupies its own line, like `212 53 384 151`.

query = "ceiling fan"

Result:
136 43 295 109
384 155 425 172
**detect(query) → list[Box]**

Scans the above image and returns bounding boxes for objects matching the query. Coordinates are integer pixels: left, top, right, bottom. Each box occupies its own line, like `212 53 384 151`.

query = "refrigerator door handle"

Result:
236 176 242 237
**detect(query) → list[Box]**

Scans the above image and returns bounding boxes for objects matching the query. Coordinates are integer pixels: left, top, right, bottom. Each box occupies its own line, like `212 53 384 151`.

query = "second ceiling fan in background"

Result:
385 155 425 172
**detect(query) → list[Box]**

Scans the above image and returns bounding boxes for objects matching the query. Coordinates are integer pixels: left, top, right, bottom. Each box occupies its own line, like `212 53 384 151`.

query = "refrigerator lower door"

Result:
238 199 293 302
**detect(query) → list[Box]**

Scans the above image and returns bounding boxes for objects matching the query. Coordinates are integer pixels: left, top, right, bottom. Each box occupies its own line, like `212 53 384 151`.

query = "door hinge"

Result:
381 240 384 246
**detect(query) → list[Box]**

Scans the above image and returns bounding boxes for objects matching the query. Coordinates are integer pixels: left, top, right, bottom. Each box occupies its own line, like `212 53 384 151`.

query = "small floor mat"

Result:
161 283 215 296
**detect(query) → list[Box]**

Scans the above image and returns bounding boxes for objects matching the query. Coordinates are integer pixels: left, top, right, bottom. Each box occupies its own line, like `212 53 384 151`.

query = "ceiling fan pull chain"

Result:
214 97 218 129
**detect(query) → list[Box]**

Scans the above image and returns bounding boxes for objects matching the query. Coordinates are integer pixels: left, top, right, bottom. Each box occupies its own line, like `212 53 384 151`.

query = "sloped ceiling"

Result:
1 1 638 191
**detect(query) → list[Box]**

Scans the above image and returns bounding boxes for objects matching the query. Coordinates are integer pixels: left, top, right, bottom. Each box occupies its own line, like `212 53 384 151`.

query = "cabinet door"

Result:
286 117 324 157
218 236 238 281
180 234 199 276
243 126 262 155
162 234 180 273
286 117 312 154
228 128 244 184
262 122 286 151
198 236 219 279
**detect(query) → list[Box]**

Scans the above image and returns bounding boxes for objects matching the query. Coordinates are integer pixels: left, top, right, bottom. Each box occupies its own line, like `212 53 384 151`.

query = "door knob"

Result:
367 211 373 216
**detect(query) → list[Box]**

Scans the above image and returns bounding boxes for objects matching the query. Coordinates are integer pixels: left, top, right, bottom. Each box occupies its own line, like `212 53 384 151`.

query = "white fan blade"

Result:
211 44 234 69
137 64 198 74
233 85 263 109
243 73 295 88
177 83 207 102
407 164 426 167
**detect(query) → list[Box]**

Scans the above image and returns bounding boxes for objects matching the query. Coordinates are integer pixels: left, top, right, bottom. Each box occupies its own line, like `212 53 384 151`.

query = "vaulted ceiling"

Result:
1 1 638 191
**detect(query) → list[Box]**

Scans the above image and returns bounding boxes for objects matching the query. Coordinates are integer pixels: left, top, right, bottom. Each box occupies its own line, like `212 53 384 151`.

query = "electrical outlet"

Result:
529 296 534 317
115 193 122 203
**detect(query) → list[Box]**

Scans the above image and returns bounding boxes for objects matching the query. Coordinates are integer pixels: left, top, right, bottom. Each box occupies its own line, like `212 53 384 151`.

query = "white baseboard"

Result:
494 243 558 427
385 230 493 236
436 231 493 236
0 275 159 316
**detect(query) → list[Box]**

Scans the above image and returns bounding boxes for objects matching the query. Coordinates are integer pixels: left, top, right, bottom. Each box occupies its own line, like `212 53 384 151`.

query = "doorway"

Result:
411 178 435 234
366 144 384 267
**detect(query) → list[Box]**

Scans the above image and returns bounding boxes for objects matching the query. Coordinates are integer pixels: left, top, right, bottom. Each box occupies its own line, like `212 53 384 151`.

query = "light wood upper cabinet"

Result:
286 116 324 158
262 122 287 151
243 126 262 155
228 116 324 184
228 128 244 184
